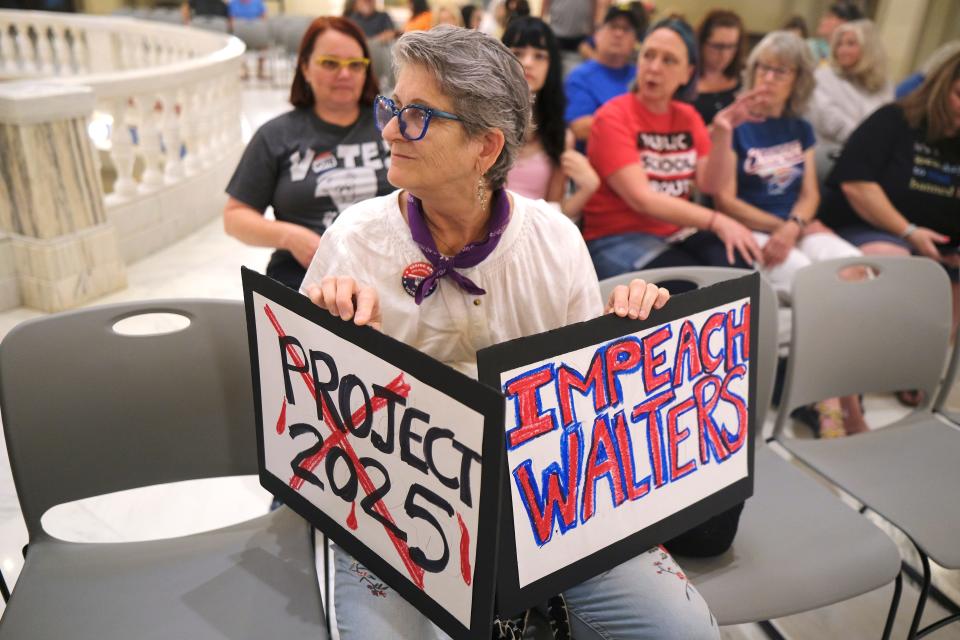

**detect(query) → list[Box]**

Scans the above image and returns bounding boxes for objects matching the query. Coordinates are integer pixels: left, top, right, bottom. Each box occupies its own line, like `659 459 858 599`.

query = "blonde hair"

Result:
900 49 960 143
830 20 888 94
432 1 465 27
742 31 815 118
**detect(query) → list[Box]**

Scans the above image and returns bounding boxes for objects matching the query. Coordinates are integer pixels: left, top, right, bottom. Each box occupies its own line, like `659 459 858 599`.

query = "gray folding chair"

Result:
773 256 960 639
233 18 273 50
0 300 327 639
933 322 960 425
192 15 230 33
601 268 902 636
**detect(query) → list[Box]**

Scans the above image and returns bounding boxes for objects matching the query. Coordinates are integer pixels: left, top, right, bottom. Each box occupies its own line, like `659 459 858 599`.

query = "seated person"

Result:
460 4 484 30
713 31 866 438
565 5 641 145
583 17 761 280
895 41 960 99
693 9 746 125
348 0 396 44
808 19 892 149
223 17 393 290
577 2 649 64
403 0 432 33
806 0 862 66
303 25 720 640
228 0 264 23
503 17 600 221
432 1 464 27
541 0 595 58
820 50 960 345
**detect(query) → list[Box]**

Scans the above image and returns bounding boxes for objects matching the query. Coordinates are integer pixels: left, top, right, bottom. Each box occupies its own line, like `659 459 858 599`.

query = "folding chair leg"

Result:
322 530 332 637
0 567 9 602
757 620 786 640
907 551 931 640
917 613 960 638
881 572 902 640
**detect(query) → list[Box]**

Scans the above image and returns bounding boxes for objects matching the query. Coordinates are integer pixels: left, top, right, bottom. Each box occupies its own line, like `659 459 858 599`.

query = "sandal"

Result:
896 390 925 407
815 401 846 439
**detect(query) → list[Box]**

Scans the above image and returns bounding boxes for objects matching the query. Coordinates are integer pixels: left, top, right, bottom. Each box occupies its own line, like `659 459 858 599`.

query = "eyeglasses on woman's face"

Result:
374 95 463 141
755 61 796 81
313 55 370 73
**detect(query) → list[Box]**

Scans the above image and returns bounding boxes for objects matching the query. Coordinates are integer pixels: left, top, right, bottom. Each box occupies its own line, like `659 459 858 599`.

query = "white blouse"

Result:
809 66 893 147
301 190 604 377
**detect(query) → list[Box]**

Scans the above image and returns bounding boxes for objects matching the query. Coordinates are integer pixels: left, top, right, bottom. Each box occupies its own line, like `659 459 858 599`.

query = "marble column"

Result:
0 81 127 312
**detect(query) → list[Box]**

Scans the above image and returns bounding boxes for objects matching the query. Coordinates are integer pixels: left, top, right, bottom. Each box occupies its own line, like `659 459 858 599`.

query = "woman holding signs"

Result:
300 25 718 640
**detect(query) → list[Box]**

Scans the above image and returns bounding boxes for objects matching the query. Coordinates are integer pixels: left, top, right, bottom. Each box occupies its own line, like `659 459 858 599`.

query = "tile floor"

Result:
0 85 957 639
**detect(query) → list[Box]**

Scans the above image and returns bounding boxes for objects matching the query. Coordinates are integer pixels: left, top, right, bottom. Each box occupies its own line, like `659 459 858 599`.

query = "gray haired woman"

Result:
298 25 718 640
713 30 865 438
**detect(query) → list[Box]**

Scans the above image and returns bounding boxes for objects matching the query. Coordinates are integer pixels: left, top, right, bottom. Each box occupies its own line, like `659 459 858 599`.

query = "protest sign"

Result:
242 268 504 640
477 273 759 614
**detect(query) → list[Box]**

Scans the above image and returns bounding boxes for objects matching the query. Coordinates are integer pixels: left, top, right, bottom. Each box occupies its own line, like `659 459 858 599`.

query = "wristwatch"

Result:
787 214 807 229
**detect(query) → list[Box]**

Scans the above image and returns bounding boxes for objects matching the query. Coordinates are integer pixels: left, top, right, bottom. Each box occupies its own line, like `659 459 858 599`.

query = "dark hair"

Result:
829 1 864 21
604 2 649 39
290 16 379 109
782 15 809 39
461 4 477 28
647 17 699 102
502 16 564 165
696 9 746 79
410 0 429 17
506 0 530 15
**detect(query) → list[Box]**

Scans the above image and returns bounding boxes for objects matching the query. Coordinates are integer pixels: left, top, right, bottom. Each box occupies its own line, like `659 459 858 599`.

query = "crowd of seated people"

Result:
227 2 960 429
216 4 960 638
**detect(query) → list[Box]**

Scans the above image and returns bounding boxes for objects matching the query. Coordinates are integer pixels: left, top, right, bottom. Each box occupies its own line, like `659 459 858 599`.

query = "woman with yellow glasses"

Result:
224 16 393 289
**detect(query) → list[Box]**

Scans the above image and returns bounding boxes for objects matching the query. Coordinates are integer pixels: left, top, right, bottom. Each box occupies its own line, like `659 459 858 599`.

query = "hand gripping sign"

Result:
244 268 758 636
242 268 504 640
476 273 758 615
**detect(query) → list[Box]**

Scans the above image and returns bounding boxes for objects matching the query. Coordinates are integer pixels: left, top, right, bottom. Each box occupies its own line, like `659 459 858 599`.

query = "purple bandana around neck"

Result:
406 188 510 305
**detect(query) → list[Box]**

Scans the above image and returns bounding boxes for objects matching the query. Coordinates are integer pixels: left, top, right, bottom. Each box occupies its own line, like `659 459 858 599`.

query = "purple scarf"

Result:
406 189 510 305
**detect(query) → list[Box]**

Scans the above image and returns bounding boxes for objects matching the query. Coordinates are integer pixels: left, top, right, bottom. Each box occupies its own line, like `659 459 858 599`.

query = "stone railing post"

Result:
0 82 127 312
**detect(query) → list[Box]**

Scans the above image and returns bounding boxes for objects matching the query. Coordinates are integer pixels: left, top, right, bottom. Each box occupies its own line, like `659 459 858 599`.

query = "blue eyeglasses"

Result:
374 95 462 141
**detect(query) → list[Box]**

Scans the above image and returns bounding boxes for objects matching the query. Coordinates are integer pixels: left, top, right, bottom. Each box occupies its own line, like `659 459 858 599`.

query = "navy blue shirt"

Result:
733 117 815 219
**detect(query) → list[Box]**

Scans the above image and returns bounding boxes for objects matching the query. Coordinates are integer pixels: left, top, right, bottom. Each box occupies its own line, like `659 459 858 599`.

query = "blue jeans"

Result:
333 545 719 640
586 233 669 281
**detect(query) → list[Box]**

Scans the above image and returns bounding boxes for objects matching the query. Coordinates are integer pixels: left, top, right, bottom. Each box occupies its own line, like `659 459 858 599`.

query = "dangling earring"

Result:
476 174 489 212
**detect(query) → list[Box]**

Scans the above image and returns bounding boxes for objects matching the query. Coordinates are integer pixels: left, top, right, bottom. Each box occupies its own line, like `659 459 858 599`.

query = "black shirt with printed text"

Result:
820 104 960 243
227 106 392 287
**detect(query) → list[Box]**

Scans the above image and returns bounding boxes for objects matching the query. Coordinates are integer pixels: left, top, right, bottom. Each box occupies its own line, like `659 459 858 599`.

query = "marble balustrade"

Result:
0 9 245 311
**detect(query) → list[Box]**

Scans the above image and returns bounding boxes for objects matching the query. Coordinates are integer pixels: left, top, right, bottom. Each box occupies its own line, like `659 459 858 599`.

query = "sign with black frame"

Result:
477 273 759 615
244 267 758 634
242 268 505 640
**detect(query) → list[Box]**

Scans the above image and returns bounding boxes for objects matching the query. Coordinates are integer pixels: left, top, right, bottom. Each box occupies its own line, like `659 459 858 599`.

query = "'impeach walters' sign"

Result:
478 273 758 613
242 268 504 640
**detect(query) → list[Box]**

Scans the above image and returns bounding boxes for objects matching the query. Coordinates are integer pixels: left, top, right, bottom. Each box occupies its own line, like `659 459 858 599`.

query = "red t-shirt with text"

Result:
583 94 711 241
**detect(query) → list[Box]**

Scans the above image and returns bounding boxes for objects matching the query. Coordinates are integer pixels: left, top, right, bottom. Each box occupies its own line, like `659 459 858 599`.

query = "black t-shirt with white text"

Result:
820 104 960 243
226 106 392 286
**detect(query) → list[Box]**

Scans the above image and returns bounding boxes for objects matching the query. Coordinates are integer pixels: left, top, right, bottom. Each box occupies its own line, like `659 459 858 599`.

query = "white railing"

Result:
0 10 245 276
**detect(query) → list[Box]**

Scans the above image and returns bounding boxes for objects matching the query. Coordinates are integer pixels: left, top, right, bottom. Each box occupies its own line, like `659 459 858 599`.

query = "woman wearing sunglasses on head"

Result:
299 25 719 640
223 17 392 290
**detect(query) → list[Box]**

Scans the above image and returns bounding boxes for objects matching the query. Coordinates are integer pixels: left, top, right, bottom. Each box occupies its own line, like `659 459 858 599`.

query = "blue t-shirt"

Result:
564 60 636 125
229 0 264 20
733 117 815 220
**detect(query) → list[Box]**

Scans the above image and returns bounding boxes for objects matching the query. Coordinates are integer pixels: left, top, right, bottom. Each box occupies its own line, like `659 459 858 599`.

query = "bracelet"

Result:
707 210 719 232
900 223 917 239
788 214 807 229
